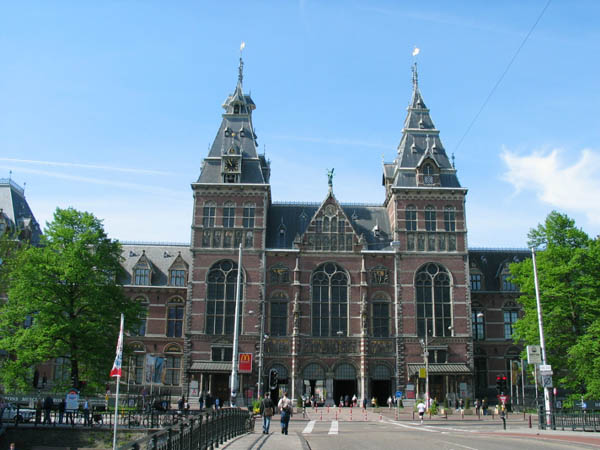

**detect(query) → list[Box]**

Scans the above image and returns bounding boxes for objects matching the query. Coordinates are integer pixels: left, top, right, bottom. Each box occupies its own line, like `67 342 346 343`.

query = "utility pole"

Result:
257 300 266 399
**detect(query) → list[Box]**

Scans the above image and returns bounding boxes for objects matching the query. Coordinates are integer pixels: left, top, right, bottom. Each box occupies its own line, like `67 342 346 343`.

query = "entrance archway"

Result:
302 363 326 405
333 363 356 406
370 364 391 406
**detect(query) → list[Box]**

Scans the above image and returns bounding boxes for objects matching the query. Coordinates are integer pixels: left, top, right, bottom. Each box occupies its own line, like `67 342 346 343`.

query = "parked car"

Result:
0 403 36 423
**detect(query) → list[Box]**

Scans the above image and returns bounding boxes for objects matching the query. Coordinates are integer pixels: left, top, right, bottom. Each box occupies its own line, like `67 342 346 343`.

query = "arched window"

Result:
223 202 235 228
425 206 436 231
405 205 417 231
311 262 348 337
334 363 356 380
444 206 456 232
416 263 451 337
270 292 288 337
203 201 216 227
206 260 243 335
302 363 325 380
167 297 184 337
371 364 391 380
503 301 519 339
164 344 182 386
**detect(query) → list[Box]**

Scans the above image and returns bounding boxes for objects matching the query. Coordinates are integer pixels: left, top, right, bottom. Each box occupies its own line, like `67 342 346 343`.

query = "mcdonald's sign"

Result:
239 353 253 373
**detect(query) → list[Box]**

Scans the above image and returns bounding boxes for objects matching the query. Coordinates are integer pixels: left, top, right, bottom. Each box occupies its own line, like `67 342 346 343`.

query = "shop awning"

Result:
407 363 472 377
190 361 232 372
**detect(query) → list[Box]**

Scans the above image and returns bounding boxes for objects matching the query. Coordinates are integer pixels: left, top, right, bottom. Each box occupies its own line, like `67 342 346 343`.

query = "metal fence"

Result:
538 409 600 432
117 408 253 450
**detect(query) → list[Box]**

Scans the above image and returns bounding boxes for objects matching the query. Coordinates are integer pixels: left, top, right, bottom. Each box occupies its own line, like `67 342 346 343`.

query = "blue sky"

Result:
1 1 599 247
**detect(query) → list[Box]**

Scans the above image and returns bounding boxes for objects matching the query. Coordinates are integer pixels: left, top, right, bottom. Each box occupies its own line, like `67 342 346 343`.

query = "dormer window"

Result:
234 105 240 114
423 164 434 185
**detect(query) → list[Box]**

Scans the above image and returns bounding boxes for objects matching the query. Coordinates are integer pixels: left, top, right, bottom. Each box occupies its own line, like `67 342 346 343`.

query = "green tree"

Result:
0 208 142 392
510 211 600 400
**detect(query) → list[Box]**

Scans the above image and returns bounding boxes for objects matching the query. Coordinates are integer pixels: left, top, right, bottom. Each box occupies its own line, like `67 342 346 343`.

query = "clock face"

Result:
225 158 239 172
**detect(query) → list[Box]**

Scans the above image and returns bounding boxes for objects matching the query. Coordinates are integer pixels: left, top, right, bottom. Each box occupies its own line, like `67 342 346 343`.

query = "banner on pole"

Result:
110 314 124 377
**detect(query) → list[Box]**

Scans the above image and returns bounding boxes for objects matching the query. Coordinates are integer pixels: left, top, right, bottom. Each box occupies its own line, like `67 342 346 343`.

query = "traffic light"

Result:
496 376 502 393
500 376 508 394
269 368 278 390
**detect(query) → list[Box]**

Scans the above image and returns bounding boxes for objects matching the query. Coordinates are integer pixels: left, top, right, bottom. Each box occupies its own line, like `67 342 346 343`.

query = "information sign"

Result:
499 395 508 405
239 353 253 373
542 375 553 388
527 345 542 364
395 391 403 399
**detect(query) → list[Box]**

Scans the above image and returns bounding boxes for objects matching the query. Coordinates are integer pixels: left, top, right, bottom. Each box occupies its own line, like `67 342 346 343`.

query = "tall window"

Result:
474 355 487 398
164 345 182 386
372 301 389 337
405 205 417 231
503 309 518 339
416 263 451 337
470 273 482 291
170 270 186 287
132 303 148 336
206 260 243 335
167 298 184 337
311 262 348 337
132 354 145 384
423 164 434 184
203 202 216 227
243 205 255 228
472 310 485 340
133 268 150 285
444 207 456 231
425 206 436 231
223 202 235 228
211 347 233 361
270 298 288 336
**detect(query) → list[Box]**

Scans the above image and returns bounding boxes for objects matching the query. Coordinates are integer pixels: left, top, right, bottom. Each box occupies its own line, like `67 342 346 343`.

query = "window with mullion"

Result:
406 206 417 231
203 204 216 227
503 310 518 339
472 311 485 340
170 269 186 286
444 207 456 232
311 263 348 337
243 205 255 228
223 203 235 228
167 304 184 337
416 263 451 337
206 260 243 335
133 354 145 384
164 355 181 385
270 302 288 336
372 303 389 337
425 207 436 231
134 268 150 285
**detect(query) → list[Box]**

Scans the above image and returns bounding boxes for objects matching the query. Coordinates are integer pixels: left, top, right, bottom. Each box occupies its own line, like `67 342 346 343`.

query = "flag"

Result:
412 47 420 57
110 314 124 377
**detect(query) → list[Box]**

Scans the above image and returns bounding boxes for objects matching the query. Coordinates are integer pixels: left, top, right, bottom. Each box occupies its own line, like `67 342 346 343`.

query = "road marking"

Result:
328 420 339 435
303 420 316 434
386 421 440 433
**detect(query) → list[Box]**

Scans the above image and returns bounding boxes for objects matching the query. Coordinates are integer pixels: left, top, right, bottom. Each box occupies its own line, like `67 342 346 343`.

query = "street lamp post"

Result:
391 241 401 395
230 244 243 407
531 247 552 426
420 319 430 407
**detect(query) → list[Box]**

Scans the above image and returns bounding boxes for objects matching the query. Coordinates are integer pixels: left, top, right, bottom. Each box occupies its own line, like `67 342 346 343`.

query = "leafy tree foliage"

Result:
0 208 142 392
510 211 600 400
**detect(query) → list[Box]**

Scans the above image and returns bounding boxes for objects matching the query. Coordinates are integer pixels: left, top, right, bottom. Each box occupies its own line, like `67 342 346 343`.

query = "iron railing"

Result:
118 408 253 450
538 409 600 432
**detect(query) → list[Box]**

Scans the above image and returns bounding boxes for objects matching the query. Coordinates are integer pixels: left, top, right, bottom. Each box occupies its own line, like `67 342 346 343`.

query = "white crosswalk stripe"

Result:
302 420 316 434
328 420 339 435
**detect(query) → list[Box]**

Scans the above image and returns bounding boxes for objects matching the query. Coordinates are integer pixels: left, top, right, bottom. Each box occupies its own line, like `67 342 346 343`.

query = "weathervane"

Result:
412 46 420 87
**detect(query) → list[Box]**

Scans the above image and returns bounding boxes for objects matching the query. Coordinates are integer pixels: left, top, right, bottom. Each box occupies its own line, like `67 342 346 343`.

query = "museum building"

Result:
0 59 532 407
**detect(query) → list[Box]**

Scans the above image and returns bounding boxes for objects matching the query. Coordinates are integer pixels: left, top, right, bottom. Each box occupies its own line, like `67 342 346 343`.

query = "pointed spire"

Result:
238 56 244 87
412 62 418 90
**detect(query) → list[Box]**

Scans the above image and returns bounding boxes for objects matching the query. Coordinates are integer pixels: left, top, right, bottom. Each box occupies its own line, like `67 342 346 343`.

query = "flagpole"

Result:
112 313 124 450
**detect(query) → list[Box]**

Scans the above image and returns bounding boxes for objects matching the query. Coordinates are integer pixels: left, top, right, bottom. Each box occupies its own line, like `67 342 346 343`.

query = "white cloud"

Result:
0 158 174 176
501 148 600 224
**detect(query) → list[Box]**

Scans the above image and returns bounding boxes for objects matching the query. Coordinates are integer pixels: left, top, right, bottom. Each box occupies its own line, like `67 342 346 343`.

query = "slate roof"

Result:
197 60 268 185
388 65 462 189
266 202 393 251
120 242 192 286
468 248 530 292
0 178 42 244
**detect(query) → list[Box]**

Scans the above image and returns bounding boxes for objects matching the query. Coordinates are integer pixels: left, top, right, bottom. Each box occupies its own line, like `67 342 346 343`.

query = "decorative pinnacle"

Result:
412 62 418 90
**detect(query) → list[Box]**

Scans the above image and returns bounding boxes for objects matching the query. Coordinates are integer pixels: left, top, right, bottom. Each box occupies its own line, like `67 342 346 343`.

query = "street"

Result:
223 408 600 450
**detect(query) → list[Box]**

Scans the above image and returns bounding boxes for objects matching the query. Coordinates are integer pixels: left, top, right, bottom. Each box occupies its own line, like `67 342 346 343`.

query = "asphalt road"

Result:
301 419 600 450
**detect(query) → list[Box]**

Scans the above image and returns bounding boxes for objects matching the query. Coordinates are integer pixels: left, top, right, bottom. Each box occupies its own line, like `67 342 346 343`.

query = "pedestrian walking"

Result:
482 398 488 416
352 394 357 407
43 395 54 424
83 399 91 426
277 392 292 435
215 397 220 410
260 392 275 434
475 398 480 415
362 397 367 409
58 399 66 424
177 396 185 412
35 398 42 424
387 396 393 409
417 400 426 424
459 398 464 411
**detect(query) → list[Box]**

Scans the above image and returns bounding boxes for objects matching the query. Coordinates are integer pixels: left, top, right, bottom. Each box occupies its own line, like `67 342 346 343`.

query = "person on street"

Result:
43 395 54 424
362 397 367 409
177 396 185 413
277 392 292 435
417 400 426 424
260 392 275 434
387 396 393 409
58 399 66 424
352 394 357 407
482 398 488 416
83 399 91 426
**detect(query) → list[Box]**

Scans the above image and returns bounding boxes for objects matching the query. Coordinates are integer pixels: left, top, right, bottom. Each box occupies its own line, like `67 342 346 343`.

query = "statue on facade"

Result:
327 168 334 187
